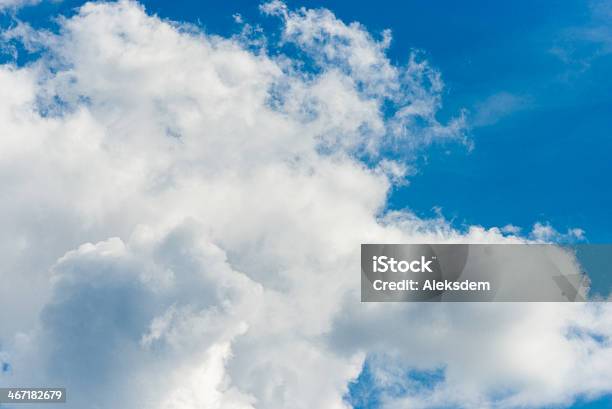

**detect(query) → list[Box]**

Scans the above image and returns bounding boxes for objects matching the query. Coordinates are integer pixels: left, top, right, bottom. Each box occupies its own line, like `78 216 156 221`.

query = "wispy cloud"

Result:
472 91 532 127
551 0 612 72
0 0 41 12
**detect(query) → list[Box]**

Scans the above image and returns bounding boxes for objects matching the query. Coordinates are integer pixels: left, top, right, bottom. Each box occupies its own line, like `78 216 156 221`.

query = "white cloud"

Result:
0 1 610 409
0 0 40 12
530 222 586 243
260 0 468 152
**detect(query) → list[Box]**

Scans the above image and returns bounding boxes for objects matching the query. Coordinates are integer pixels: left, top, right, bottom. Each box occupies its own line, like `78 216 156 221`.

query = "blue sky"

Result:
289 0 612 243
1 1 611 408
7 0 611 243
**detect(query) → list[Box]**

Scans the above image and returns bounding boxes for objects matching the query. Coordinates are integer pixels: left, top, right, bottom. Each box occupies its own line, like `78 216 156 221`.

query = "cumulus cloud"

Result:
0 1 610 409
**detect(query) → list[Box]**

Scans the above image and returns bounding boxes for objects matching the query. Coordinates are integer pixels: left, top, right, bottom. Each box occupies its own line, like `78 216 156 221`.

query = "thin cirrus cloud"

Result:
0 1 610 409
472 91 532 127
551 0 612 70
